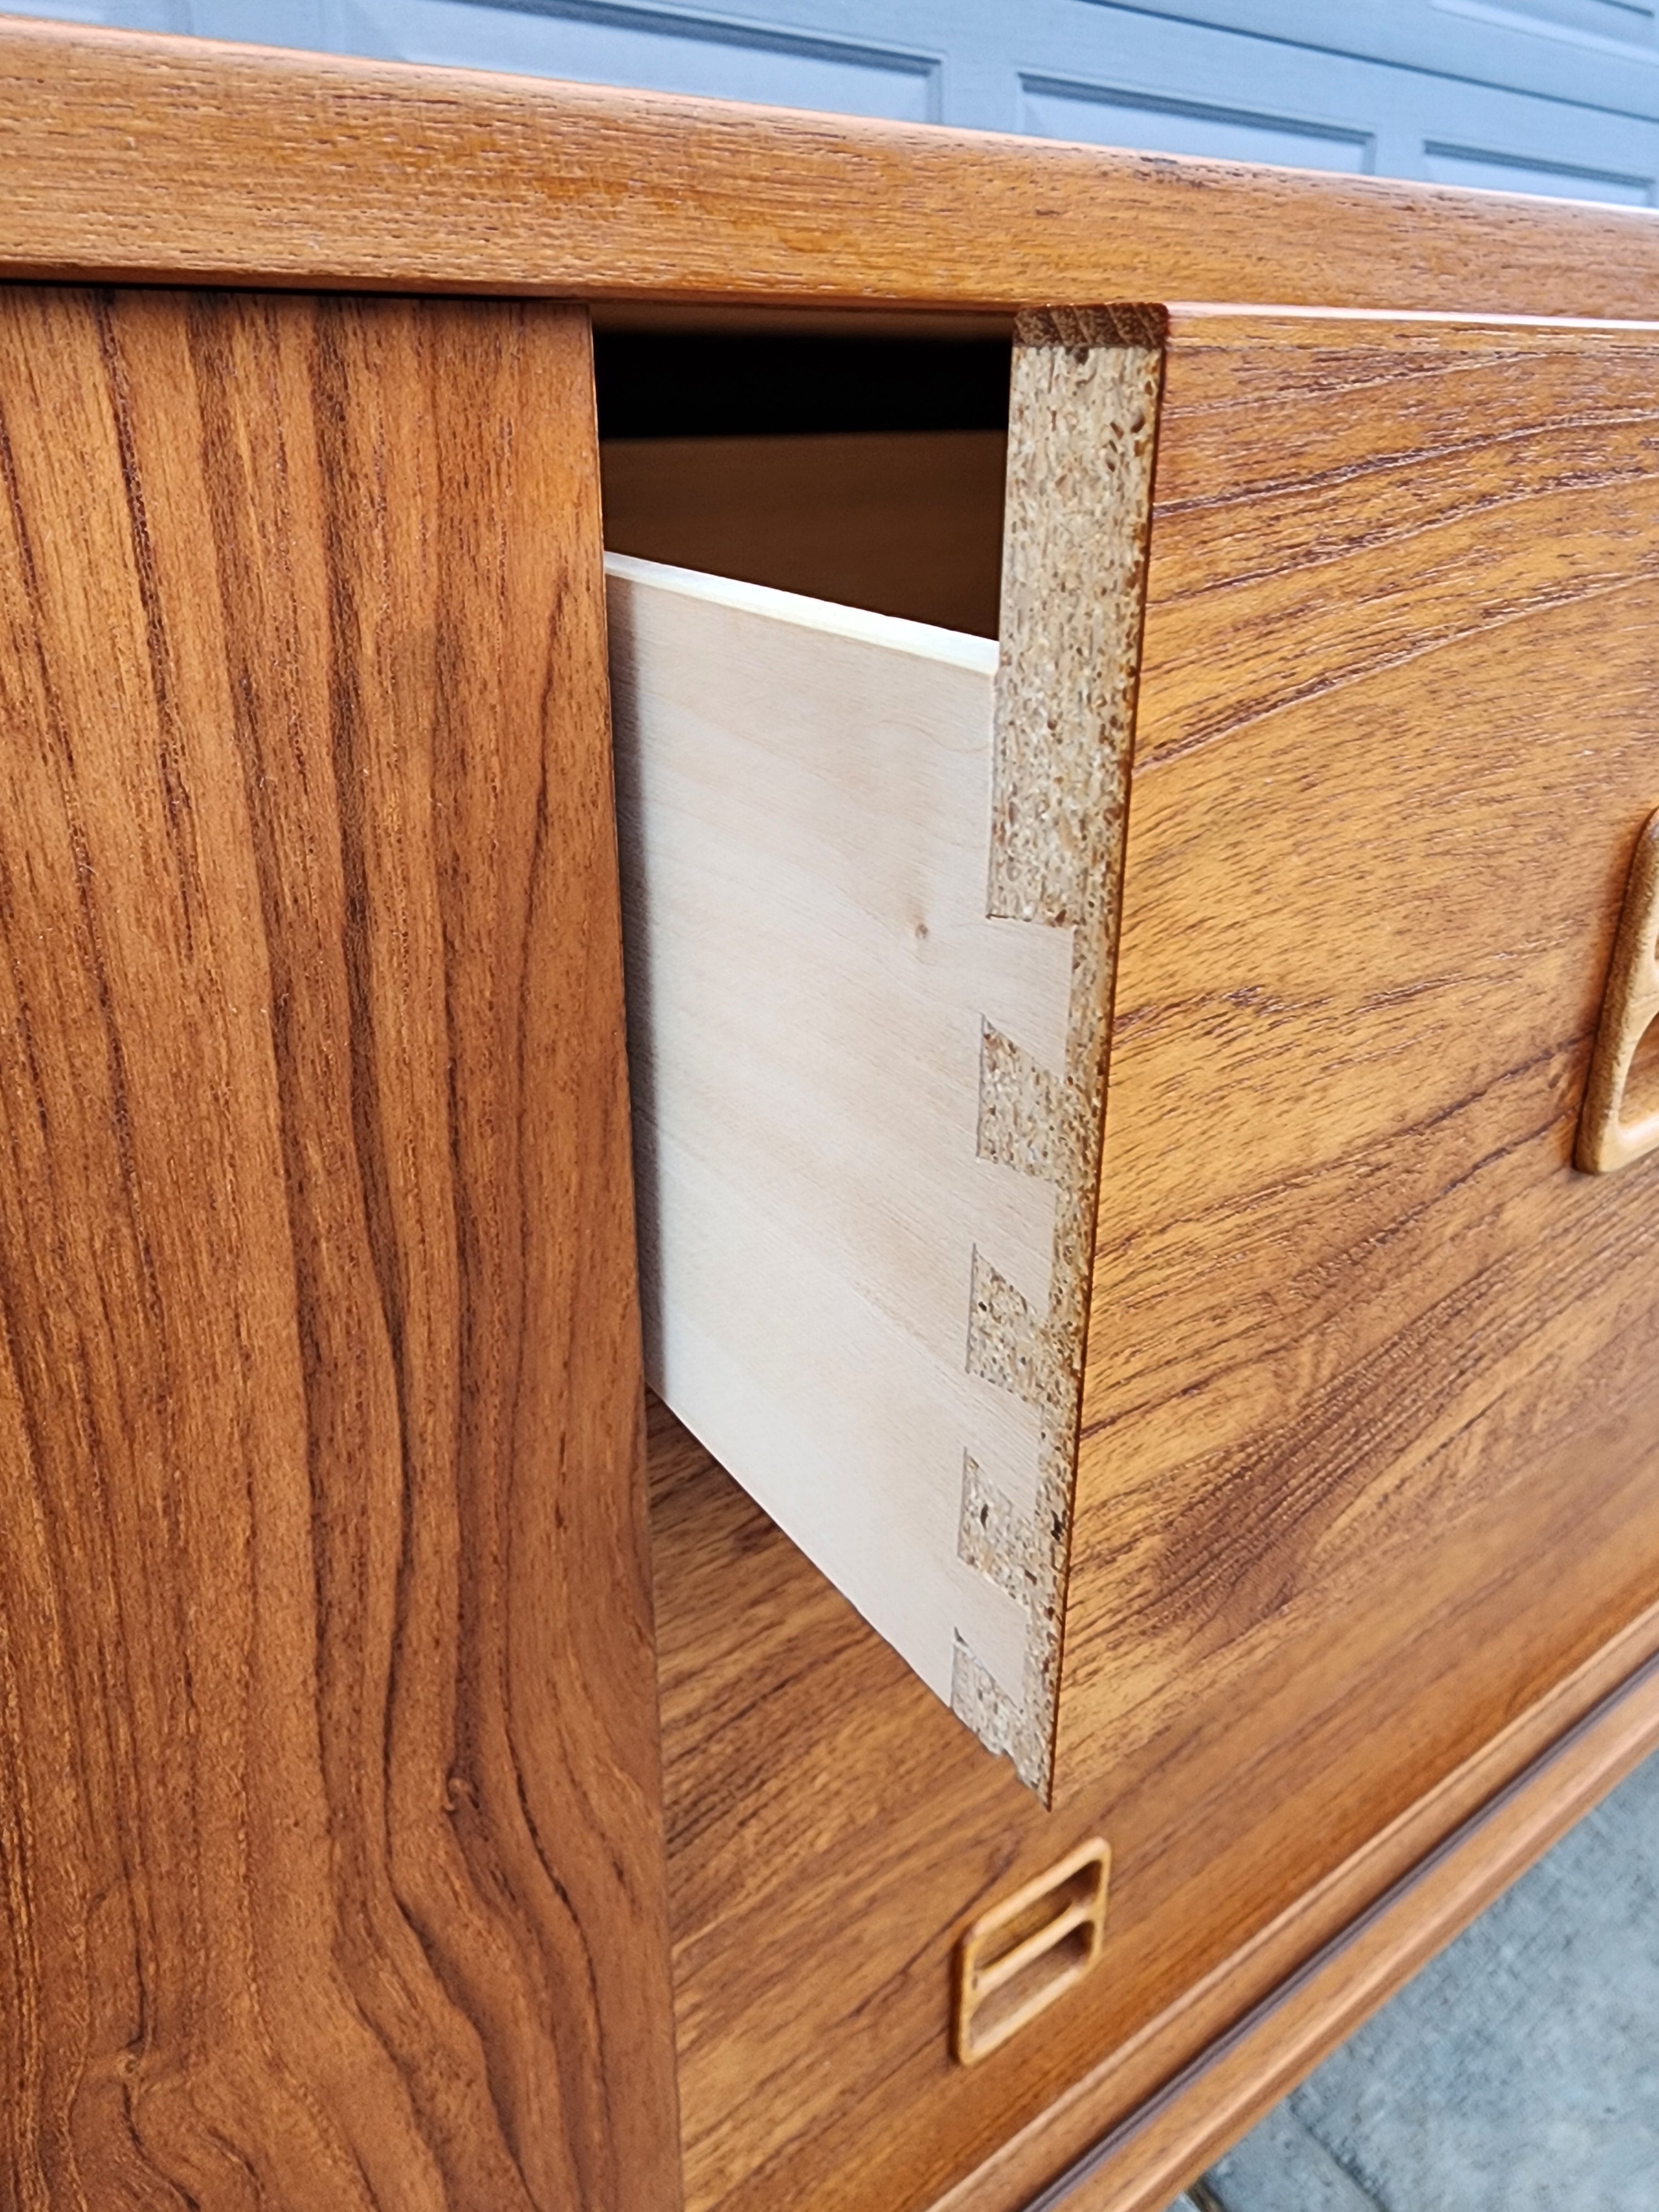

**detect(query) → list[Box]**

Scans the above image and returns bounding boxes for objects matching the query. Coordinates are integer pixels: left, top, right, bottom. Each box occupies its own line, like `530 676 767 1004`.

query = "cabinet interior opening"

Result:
593 310 1012 639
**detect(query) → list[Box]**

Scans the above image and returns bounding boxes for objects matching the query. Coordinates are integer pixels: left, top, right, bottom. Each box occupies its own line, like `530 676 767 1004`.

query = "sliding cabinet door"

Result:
0 287 678 2212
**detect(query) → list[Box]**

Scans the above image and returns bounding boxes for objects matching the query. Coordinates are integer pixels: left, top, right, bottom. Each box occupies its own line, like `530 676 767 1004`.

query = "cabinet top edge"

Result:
6 15 1659 322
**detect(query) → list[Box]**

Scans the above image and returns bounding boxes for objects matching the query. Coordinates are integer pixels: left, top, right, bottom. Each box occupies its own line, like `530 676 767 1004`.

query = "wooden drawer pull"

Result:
954 1839 1110 2063
1579 811 1659 1173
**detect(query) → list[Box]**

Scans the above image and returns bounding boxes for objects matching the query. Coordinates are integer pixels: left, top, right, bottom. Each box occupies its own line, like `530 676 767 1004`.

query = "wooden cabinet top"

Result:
7 14 1659 319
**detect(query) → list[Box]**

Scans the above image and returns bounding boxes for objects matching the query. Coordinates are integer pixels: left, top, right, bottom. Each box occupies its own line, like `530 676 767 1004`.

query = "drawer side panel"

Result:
611 559 1058 1745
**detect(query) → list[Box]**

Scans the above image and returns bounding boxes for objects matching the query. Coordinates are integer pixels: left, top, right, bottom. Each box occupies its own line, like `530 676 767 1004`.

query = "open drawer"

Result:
611 305 1659 1809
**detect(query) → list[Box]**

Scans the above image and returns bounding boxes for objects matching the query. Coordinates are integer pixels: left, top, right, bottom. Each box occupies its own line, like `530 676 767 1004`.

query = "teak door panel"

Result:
652 1397 1659 2212
0 285 679 2211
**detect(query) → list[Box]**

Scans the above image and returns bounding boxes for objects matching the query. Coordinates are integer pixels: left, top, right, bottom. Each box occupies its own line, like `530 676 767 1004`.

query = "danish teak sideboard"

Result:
8 19 1659 2212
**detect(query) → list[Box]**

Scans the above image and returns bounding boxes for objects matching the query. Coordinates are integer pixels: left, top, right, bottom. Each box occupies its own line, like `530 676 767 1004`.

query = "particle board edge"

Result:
956 307 1165 1793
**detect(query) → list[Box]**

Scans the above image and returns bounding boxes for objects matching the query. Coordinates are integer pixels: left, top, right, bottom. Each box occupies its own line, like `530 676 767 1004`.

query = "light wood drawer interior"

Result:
609 552 1050 1747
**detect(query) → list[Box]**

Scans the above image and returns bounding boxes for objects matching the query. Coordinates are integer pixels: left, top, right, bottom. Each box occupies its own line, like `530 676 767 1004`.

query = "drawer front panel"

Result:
1063 312 1659 1825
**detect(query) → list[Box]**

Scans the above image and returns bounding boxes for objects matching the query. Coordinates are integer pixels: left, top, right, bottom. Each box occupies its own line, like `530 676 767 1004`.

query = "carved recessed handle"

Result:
953 1837 1110 2064
1578 811 1659 1174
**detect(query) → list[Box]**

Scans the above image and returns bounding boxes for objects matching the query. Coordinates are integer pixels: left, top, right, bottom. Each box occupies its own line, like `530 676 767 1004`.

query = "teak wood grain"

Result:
11 17 1659 320
1060 314 1659 1840
0 284 679 2210
936 1639 1659 2212
13 24 1659 2202
650 1398 1659 2212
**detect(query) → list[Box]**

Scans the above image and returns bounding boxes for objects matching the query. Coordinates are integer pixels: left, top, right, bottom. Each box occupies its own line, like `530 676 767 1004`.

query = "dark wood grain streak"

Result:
0 284 680 2211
